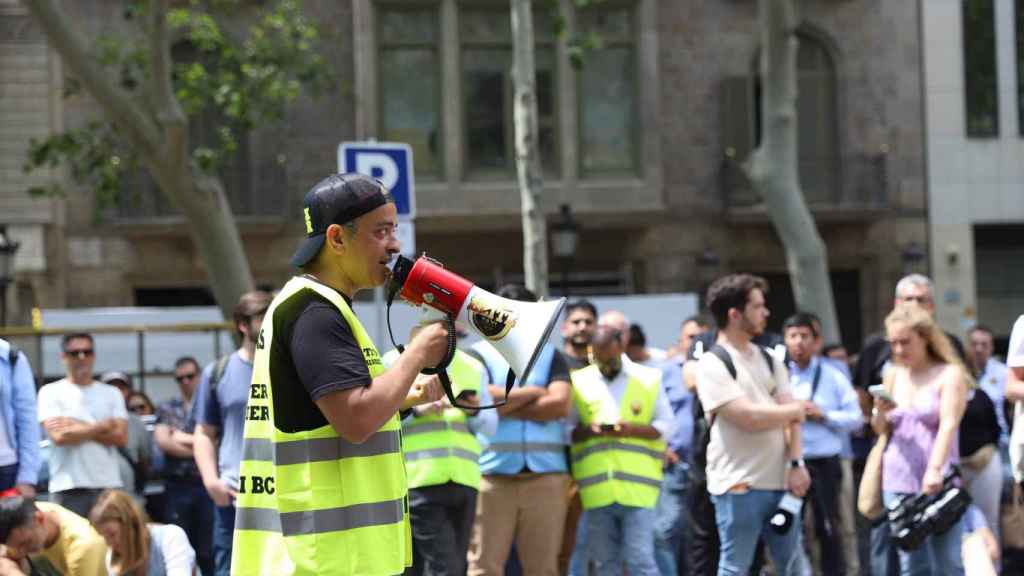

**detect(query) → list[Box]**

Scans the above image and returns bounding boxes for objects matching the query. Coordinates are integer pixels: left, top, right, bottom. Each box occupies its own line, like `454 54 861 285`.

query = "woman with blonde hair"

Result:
88 490 194 576
870 305 970 576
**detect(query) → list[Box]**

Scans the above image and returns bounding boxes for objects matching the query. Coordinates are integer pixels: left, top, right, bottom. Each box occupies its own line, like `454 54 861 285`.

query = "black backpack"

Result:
209 354 231 392
690 343 778 481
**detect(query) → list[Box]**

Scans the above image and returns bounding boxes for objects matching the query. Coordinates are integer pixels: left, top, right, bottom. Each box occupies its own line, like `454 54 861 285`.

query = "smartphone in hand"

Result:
868 384 895 405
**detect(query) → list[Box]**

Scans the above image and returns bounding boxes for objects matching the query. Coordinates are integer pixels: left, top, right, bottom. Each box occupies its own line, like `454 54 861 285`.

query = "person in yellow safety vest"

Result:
231 173 450 576
567 325 674 576
382 336 498 576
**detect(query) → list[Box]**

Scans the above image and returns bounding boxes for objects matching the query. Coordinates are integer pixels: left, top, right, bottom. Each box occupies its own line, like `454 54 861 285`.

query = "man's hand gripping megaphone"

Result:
386 254 566 410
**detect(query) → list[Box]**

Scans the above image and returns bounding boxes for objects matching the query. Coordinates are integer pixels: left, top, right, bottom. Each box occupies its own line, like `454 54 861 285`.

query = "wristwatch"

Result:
788 458 806 469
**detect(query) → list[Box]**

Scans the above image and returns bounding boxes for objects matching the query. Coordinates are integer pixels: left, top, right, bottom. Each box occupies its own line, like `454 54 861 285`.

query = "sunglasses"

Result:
900 295 932 304
64 349 95 359
175 372 198 383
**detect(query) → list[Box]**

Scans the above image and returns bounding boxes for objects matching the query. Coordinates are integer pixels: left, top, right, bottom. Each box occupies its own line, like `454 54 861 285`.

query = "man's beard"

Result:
570 334 591 347
599 358 622 380
740 314 763 338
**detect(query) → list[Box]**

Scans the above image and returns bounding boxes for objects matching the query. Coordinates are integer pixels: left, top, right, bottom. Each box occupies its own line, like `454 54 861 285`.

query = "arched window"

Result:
721 28 840 206
754 30 840 204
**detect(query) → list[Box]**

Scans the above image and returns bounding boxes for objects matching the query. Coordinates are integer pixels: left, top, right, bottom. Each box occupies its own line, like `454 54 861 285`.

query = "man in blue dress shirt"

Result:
783 313 862 576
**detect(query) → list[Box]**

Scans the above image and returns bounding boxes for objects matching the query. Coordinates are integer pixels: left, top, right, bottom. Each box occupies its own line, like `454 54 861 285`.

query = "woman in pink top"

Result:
871 306 970 576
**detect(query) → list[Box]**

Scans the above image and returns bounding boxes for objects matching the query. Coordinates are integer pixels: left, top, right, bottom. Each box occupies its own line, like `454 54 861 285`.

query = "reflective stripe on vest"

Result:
232 276 411 576
570 364 665 510
474 342 568 474
486 442 566 453
240 429 401 465
236 498 405 536
397 349 484 490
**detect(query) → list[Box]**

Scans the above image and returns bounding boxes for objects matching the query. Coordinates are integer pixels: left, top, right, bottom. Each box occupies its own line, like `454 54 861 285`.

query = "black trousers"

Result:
688 474 720 576
805 456 845 576
405 482 478 576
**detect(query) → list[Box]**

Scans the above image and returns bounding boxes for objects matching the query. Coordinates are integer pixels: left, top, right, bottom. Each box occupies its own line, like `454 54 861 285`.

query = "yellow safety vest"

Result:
570 364 665 510
385 349 484 490
232 276 411 576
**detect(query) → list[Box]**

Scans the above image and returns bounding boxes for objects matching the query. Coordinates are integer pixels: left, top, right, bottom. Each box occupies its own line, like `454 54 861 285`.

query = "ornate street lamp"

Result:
550 204 579 297
696 245 721 308
0 226 20 326
901 241 926 273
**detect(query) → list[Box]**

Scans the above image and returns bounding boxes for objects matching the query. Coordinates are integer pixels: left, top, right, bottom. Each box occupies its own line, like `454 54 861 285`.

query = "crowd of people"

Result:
0 269 1018 576
0 171 1021 576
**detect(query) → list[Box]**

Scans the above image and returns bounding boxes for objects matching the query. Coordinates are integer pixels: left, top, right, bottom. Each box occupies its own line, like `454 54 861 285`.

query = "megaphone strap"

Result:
384 276 512 410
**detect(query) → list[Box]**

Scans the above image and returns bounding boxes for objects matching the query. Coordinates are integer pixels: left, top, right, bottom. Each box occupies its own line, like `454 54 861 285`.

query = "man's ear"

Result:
325 224 347 253
726 307 740 324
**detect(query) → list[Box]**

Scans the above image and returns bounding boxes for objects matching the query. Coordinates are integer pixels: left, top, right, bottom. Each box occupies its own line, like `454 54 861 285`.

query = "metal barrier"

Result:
0 322 235 396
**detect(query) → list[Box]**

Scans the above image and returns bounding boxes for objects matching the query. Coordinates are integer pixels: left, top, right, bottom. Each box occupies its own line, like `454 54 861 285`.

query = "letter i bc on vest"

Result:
239 475 275 495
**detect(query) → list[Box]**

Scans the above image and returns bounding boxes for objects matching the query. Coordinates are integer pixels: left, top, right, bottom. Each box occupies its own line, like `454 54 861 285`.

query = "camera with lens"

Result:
887 467 971 551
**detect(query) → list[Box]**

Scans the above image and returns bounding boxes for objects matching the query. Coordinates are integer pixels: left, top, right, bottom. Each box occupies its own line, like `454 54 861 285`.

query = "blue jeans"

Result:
882 492 964 576
165 478 215 576
654 463 690 576
213 504 235 576
710 490 804 576
584 504 659 576
870 519 900 576
568 515 588 576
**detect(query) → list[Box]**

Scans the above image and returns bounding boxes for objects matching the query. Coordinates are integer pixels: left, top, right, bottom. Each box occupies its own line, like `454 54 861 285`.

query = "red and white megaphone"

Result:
386 254 565 407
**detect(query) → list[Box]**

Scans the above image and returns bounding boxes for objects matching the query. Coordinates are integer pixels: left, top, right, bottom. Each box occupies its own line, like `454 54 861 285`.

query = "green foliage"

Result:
23 122 134 210
538 0 607 70
23 0 333 206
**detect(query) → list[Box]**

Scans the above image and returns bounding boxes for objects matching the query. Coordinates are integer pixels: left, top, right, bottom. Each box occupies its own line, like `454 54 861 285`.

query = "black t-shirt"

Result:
852 330 967 390
960 388 1000 458
269 287 372 433
563 352 590 372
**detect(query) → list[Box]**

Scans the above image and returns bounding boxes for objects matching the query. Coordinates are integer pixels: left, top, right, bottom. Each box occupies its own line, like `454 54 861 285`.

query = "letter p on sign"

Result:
338 142 416 219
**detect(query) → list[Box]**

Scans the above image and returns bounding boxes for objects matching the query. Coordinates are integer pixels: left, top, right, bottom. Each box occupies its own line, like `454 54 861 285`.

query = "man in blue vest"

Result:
467 284 573 576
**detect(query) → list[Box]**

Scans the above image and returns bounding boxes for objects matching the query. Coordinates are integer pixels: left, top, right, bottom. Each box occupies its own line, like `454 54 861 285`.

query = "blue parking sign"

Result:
338 142 415 219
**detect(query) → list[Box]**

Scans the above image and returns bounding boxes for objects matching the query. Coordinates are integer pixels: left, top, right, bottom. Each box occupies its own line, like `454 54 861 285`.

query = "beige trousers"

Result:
467 473 571 576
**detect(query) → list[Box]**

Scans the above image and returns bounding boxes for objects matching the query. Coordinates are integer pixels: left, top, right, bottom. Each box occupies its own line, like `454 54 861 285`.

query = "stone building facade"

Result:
0 0 930 350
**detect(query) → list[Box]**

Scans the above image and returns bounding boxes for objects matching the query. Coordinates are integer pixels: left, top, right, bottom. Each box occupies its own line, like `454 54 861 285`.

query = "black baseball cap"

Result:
290 173 392 268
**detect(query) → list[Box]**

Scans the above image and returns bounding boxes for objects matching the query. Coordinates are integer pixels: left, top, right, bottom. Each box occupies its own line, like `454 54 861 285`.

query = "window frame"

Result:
574 0 641 178
962 0 1000 139
355 0 663 214
376 2 446 179
456 2 561 180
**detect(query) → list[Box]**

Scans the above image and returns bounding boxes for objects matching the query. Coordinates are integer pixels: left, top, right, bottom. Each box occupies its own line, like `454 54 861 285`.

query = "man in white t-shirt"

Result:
37 333 127 518
1006 315 1024 485
695 274 809 576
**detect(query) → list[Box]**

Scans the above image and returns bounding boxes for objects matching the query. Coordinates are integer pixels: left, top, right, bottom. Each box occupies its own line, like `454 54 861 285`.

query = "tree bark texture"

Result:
511 0 549 298
23 0 255 320
746 0 841 345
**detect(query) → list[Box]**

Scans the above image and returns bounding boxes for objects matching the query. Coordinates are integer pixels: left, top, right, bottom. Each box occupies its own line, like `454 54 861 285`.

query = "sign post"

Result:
339 141 417 336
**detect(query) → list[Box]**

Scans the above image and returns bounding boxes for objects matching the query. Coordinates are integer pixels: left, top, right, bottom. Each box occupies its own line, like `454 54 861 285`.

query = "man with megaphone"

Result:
231 173 450 576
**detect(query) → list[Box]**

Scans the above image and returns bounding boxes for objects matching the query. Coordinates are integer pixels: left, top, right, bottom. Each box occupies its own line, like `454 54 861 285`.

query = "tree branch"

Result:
150 0 187 167
23 0 161 157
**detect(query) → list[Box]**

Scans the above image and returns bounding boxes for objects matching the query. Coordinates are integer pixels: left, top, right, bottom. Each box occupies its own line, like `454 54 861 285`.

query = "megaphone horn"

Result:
387 255 566 409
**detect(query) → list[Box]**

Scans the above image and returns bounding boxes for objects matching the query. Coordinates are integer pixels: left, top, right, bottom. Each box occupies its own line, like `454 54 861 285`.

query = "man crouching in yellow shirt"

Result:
0 496 106 576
